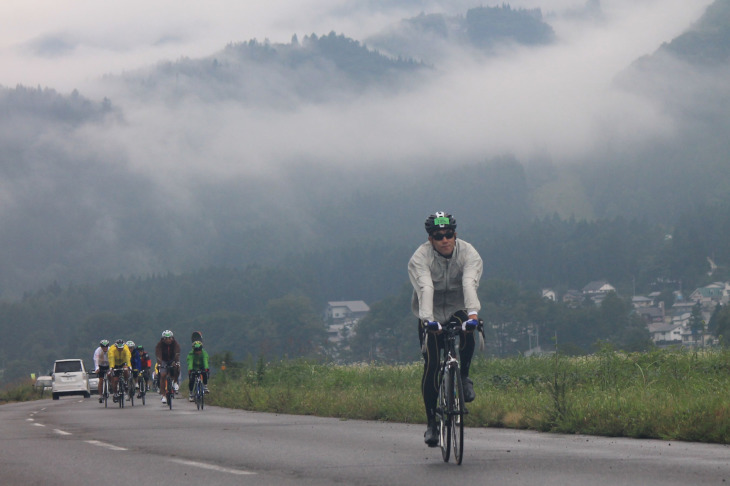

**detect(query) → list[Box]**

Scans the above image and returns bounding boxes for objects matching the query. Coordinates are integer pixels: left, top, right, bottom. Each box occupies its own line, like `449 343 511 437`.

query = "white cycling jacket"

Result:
408 238 483 323
93 346 109 369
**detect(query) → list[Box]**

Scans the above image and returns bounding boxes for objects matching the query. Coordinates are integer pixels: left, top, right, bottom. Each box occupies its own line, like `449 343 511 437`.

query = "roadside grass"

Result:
0 380 43 404
208 347 730 444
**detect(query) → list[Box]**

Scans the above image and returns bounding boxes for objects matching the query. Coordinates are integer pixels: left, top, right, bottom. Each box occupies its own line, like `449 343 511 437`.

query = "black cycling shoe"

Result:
98 397 103 403
463 377 476 403
424 422 439 447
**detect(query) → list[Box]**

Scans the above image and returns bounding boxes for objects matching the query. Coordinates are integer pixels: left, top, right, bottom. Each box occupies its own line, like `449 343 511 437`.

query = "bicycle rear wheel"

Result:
438 368 451 462
103 378 109 408
452 371 465 465
166 376 173 410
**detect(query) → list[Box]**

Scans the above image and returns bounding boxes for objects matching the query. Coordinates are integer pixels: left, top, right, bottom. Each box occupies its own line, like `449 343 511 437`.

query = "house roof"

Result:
690 287 725 298
637 307 663 318
582 280 614 292
650 323 683 334
632 296 652 303
327 301 370 313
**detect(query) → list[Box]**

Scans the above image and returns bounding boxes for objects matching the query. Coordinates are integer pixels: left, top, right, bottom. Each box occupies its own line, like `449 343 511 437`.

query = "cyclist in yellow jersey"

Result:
107 339 132 402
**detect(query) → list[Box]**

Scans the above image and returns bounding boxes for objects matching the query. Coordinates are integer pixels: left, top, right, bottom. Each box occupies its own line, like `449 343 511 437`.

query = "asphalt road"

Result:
2 395 730 486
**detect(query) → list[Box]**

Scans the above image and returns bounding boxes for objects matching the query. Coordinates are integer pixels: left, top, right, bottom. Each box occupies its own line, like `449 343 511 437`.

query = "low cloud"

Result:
0 0 720 294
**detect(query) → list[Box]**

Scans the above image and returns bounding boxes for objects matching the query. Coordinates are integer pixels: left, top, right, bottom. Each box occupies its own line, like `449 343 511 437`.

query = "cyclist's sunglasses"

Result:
431 231 455 241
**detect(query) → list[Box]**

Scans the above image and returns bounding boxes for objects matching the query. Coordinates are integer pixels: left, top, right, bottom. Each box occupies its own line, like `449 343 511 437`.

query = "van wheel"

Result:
52 393 59 400
83 392 90 398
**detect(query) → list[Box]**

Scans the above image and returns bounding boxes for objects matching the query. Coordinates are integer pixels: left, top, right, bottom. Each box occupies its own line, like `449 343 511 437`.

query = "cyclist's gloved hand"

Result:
463 319 479 331
426 320 442 332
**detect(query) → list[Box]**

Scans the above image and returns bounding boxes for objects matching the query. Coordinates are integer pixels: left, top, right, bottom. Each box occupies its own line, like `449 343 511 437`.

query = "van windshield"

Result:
55 361 82 373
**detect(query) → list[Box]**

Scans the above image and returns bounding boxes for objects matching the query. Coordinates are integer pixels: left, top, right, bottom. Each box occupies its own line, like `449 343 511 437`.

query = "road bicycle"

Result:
434 320 468 465
190 370 206 410
126 373 136 407
101 371 111 408
160 362 177 410
111 368 126 409
136 370 149 406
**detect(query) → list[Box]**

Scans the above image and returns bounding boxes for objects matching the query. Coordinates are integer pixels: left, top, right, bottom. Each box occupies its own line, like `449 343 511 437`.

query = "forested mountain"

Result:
114 32 424 106
365 5 555 61
2 2 730 383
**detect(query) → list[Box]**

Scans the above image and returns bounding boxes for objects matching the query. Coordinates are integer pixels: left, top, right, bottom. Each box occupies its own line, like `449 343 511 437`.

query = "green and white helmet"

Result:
126 340 135 349
161 330 174 338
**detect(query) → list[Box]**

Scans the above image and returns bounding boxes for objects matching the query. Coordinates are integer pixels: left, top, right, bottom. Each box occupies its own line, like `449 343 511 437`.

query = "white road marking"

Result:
26 418 34 421
32 423 45 427
168 458 256 475
85 440 127 451
54 429 72 436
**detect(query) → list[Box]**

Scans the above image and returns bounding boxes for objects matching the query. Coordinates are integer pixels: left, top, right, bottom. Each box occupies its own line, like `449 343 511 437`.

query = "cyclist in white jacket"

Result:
408 211 482 446
93 339 110 402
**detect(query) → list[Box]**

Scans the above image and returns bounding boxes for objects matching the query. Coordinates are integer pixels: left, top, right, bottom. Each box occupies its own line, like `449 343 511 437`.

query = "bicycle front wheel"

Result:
140 377 146 406
452 371 465 465
128 378 135 407
117 380 124 408
438 368 451 462
103 378 109 408
195 379 204 410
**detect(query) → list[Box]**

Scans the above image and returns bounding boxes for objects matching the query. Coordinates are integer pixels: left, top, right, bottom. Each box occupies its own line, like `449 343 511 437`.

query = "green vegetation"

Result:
207 348 730 444
0 380 44 404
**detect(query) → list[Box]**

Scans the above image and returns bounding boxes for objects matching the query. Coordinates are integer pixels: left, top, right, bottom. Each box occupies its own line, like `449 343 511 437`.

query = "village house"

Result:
324 300 370 344
689 282 730 309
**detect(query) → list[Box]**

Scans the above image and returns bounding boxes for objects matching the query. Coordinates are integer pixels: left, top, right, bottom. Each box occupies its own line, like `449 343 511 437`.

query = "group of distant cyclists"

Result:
92 329 209 405
89 210 479 449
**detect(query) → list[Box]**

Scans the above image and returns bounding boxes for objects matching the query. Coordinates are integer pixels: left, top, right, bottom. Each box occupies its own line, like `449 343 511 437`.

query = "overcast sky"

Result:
0 0 721 296
0 0 716 177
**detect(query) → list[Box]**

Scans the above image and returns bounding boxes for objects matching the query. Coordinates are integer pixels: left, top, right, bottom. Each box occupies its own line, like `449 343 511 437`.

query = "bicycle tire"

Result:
140 376 146 406
128 377 135 407
452 370 465 465
117 378 124 408
438 367 451 462
103 377 109 408
166 376 173 410
196 376 204 410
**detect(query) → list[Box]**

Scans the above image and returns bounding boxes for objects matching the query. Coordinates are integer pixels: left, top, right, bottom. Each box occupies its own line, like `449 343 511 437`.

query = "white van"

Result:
52 359 91 400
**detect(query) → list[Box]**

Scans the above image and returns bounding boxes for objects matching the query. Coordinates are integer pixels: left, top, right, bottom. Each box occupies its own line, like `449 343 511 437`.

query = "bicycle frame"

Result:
137 371 148 406
102 372 110 408
160 361 176 410
191 370 205 411
111 369 126 408
435 321 466 465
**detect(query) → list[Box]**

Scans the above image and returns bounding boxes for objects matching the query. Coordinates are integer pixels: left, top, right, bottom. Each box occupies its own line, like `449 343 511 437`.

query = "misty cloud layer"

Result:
0 0 723 296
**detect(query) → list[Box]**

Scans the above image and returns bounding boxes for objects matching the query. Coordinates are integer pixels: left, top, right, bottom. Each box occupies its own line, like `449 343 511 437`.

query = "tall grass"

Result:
208 347 730 444
0 380 44 404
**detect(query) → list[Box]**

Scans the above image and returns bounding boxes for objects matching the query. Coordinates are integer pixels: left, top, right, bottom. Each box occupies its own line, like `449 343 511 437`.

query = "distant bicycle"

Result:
435 320 467 464
136 370 149 406
190 370 205 411
111 369 126 409
160 361 177 410
101 372 111 408
126 373 135 407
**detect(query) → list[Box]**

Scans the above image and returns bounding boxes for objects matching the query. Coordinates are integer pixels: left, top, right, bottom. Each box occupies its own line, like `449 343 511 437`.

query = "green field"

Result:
5 347 730 444
207 347 730 444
